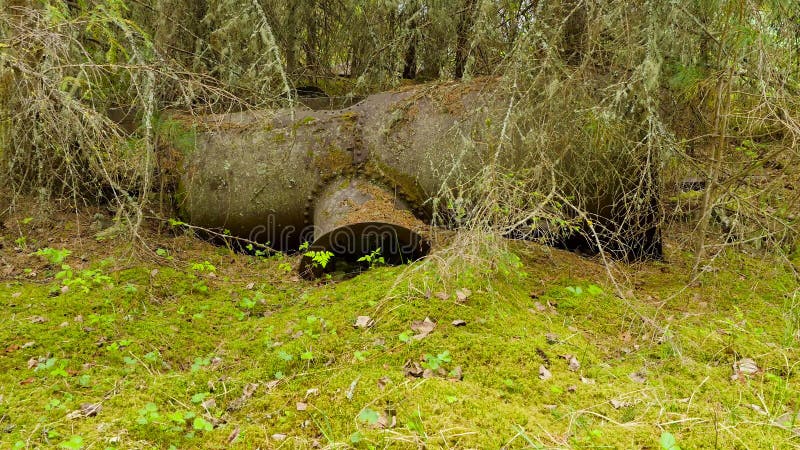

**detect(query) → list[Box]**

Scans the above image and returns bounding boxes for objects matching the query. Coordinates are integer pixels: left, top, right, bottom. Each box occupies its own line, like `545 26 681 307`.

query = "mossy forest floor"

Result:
1 209 799 449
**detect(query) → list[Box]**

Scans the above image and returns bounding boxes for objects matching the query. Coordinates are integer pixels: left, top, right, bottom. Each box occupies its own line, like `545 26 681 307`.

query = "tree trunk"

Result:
562 0 587 65
454 0 479 79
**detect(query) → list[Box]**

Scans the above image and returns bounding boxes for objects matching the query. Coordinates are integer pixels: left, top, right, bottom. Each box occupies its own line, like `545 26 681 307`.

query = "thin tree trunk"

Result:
454 0 479 79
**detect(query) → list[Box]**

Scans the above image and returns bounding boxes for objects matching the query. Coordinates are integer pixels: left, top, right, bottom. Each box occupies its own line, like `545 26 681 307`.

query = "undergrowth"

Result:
1 219 798 449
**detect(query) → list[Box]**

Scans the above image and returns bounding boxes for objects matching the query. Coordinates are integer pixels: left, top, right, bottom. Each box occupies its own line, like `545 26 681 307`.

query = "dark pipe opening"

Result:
298 222 430 279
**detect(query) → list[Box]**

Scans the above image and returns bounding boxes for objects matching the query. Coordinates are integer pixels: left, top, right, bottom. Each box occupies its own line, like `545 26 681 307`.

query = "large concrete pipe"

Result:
168 80 662 276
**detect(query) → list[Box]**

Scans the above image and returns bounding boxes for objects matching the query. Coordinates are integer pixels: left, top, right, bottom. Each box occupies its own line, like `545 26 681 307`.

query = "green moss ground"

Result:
1 224 799 449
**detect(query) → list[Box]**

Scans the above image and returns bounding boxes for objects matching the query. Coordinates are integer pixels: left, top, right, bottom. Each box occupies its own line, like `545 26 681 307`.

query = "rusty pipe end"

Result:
299 177 430 279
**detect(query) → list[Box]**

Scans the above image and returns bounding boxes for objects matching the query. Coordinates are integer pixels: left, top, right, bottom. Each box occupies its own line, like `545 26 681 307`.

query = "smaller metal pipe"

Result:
299 177 430 278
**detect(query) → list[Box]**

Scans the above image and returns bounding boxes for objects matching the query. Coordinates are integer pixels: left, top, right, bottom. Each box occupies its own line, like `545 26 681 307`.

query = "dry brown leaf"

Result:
67 402 102 419
354 316 375 329
411 317 436 340
377 376 391 390
610 399 629 409
564 355 580 372
629 371 647 383
403 360 424 378
732 358 759 379
227 383 259 411
449 366 463 381
455 288 472 303
538 365 552 380
451 319 466 327
227 426 240 444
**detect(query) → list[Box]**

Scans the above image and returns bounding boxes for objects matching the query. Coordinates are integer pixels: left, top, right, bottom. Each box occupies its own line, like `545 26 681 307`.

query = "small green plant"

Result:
398 330 413 343
191 357 211 372
660 432 681 450
33 247 71 265
190 261 216 273
422 351 452 370
55 265 113 293
566 284 603 297
192 416 213 432
188 260 216 293
358 407 380 425
137 402 161 425
58 435 84 449
14 236 27 249
168 218 188 227
357 247 385 268
304 250 334 269
245 243 269 258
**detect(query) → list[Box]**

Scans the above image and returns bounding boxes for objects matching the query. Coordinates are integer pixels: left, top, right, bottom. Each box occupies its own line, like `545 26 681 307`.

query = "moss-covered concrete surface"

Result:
0 212 798 449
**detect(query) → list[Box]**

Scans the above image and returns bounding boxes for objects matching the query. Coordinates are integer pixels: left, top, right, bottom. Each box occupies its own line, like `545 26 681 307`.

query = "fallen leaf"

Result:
580 376 595 384
629 371 647 383
732 358 759 379
451 319 466 327
545 333 559 344
533 302 547 312
610 399 629 409
227 383 258 411
21 341 35 349
410 317 436 340
773 412 800 435
296 402 308 411
354 316 374 329
449 366 463 381
403 360 424 378
245 282 255 290
435 292 449 300
567 385 577 393
30 316 47 324
455 288 472 303
377 376 391 390
19 377 34 385
201 398 216 410
538 365 552 380
305 388 319 398
6 344 19 353
67 402 102 419
11 292 21 298
60 285 69 295
272 433 287 441
346 376 360 400
227 426 240 444
376 411 397 429
74 315 83 323
564 355 580 372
